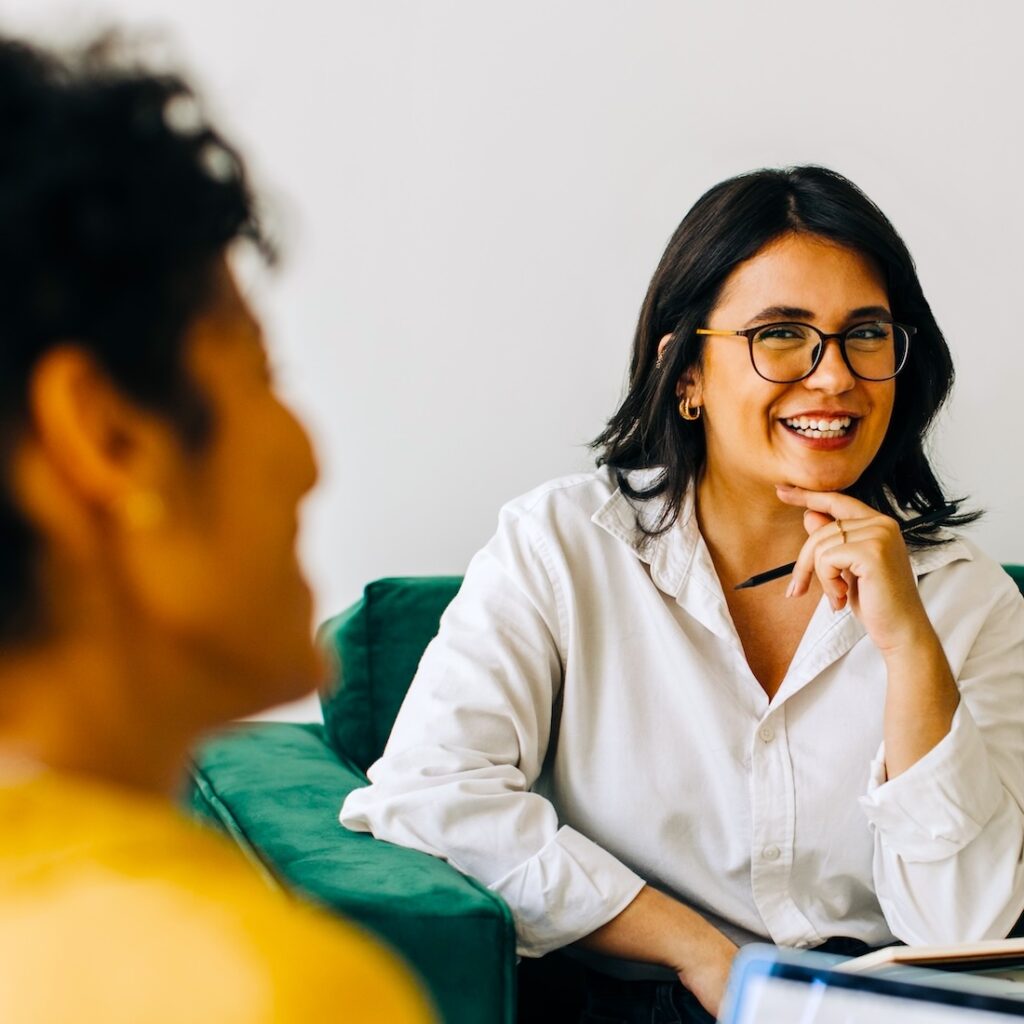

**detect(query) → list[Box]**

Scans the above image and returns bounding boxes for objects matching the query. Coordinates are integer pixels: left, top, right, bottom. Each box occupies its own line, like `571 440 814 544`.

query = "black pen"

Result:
733 504 959 591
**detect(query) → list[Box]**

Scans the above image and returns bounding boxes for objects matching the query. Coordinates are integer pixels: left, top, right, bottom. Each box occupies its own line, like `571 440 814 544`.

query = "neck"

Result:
695 470 809 589
0 627 201 799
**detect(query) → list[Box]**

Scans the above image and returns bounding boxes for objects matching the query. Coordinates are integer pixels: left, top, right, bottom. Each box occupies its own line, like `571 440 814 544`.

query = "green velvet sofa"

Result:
189 567 1024 1023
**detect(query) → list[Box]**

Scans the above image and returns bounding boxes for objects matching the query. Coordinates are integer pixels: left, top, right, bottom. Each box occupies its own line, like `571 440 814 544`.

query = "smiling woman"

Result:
340 167 1024 1023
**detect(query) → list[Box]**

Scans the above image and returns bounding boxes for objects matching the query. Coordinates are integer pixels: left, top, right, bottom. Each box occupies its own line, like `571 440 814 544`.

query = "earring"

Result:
678 396 701 421
113 491 166 530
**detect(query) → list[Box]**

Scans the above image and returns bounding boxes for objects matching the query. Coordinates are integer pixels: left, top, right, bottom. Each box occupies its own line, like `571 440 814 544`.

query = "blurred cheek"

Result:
153 402 316 670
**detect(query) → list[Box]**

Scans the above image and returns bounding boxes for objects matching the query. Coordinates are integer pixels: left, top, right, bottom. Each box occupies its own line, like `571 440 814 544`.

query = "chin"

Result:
230 632 325 713
803 474 860 492
780 458 869 494
272 644 328 699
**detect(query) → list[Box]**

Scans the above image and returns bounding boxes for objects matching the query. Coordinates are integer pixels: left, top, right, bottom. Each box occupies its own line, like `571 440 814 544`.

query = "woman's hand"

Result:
775 485 933 656
777 485 960 779
579 886 738 1018
674 927 738 1018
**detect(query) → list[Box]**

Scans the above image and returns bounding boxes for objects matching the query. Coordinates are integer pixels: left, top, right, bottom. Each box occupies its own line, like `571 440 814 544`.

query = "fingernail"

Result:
785 581 795 598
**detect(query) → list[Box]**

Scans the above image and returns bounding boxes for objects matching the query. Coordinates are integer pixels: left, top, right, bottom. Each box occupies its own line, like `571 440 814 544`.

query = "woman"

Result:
0 36 431 1023
342 166 1024 1022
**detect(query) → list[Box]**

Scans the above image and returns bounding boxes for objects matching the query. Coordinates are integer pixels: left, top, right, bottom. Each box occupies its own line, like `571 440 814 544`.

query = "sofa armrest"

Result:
189 722 516 1024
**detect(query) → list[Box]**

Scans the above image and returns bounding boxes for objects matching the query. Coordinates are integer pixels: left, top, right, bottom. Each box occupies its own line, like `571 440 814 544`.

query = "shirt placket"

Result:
746 604 871 946
748 703 823 947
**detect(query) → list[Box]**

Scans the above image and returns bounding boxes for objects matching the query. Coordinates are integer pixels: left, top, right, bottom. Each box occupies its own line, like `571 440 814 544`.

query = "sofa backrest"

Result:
319 576 463 772
320 568 1024 771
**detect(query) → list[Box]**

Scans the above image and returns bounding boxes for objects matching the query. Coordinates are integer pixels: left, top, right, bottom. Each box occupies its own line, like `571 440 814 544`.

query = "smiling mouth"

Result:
781 415 857 440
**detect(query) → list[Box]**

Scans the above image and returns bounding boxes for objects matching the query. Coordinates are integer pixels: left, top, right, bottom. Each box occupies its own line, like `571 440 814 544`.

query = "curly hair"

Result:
0 34 270 640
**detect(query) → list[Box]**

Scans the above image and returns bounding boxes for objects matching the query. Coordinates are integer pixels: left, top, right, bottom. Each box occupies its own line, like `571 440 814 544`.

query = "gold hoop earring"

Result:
678 396 701 421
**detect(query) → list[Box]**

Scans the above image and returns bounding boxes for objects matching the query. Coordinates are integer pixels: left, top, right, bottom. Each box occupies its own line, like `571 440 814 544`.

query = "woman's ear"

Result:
22 346 176 528
657 333 703 406
676 368 703 405
658 332 705 421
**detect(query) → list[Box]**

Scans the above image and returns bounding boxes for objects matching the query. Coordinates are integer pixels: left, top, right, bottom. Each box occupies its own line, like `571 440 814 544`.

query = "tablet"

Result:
721 945 1024 1023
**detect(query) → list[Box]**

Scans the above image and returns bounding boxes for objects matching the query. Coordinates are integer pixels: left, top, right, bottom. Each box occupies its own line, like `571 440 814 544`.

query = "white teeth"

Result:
782 415 853 439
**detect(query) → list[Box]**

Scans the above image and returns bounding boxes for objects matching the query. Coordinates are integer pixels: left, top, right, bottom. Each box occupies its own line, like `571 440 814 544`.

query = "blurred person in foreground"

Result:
0 35 432 1024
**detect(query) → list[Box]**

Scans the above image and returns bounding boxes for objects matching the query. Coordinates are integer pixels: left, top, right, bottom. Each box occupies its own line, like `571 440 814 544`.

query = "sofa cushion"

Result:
318 576 463 771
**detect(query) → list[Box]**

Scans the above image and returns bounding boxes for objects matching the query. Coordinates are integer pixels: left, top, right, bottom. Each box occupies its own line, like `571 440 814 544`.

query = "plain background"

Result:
4 1 1023 720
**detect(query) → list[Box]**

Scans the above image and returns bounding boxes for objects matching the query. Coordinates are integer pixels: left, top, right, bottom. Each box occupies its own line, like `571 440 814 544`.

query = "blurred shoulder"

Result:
0 775 433 1023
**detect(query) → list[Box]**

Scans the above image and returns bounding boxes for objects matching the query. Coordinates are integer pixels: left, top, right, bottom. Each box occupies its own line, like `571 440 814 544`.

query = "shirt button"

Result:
759 725 774 742
762 845 781 861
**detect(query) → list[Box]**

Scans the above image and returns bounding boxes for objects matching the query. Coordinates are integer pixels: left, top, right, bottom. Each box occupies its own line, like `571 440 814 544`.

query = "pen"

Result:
733 504 959 591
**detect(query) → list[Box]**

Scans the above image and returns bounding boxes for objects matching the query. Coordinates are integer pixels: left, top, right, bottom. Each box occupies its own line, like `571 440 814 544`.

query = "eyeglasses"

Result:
695 320 916 383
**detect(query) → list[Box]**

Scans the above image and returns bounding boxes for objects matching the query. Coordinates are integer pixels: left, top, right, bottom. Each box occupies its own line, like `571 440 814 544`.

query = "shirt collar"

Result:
907 533 973 577
590 470 711 602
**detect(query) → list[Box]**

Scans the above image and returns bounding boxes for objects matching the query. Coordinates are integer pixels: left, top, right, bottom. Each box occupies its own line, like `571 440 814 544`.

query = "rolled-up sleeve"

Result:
339 504 645 956
859 579 1024 944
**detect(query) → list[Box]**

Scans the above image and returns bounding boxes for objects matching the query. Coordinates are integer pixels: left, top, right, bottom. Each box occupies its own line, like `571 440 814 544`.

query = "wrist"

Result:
877 613 942 662
665 903 735 977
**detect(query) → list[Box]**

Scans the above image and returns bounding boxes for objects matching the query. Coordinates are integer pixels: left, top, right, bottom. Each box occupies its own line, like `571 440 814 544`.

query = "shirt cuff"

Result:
858 703 1004 862
488 825 646 957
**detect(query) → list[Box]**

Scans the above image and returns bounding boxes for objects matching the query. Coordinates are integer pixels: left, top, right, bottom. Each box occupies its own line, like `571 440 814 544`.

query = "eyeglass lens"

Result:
751 322 909 382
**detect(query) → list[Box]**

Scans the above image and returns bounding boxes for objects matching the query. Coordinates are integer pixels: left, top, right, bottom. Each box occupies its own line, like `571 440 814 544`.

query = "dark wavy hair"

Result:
593 166 976 539
0 35 270 640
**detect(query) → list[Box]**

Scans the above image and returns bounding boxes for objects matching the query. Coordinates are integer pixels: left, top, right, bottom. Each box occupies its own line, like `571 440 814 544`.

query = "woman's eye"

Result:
756 325 809 349
847 323 888 340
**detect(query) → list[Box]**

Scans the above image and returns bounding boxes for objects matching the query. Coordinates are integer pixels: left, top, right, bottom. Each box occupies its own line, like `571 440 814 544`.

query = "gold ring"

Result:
835 519 846 543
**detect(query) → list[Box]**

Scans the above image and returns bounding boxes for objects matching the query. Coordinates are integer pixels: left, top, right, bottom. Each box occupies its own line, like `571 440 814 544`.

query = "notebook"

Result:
839 938 1024 981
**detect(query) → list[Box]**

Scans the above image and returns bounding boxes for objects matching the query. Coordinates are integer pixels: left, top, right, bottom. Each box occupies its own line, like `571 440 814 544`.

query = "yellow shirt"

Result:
0 769 435 1023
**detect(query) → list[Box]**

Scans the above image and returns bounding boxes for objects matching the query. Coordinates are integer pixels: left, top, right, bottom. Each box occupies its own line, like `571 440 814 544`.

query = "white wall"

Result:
4 1 1023 720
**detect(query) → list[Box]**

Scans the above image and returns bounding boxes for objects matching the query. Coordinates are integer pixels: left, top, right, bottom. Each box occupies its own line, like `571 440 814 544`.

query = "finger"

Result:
842 570 858 612
814 533 891 610
814 538 851 610
788 520 846 598
790 518 901 602
776 484 875 523
789 518 883 600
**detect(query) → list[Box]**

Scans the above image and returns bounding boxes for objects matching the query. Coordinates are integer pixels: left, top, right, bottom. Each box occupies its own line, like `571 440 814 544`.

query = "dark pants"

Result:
579 968 713 1024
516 938 880 1024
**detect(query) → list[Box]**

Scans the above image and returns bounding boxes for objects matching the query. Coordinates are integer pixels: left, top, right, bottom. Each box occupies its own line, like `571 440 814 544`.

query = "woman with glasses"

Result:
342 167 1024 1023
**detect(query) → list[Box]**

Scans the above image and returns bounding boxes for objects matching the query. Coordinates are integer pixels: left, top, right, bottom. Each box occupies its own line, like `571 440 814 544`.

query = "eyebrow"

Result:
745 304 892 327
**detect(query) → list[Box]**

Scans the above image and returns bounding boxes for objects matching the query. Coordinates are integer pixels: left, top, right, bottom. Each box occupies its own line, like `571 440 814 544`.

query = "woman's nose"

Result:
805 338 856 393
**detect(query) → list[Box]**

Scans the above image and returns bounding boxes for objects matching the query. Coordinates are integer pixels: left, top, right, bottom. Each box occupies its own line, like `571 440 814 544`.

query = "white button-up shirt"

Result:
341 470 1024 958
